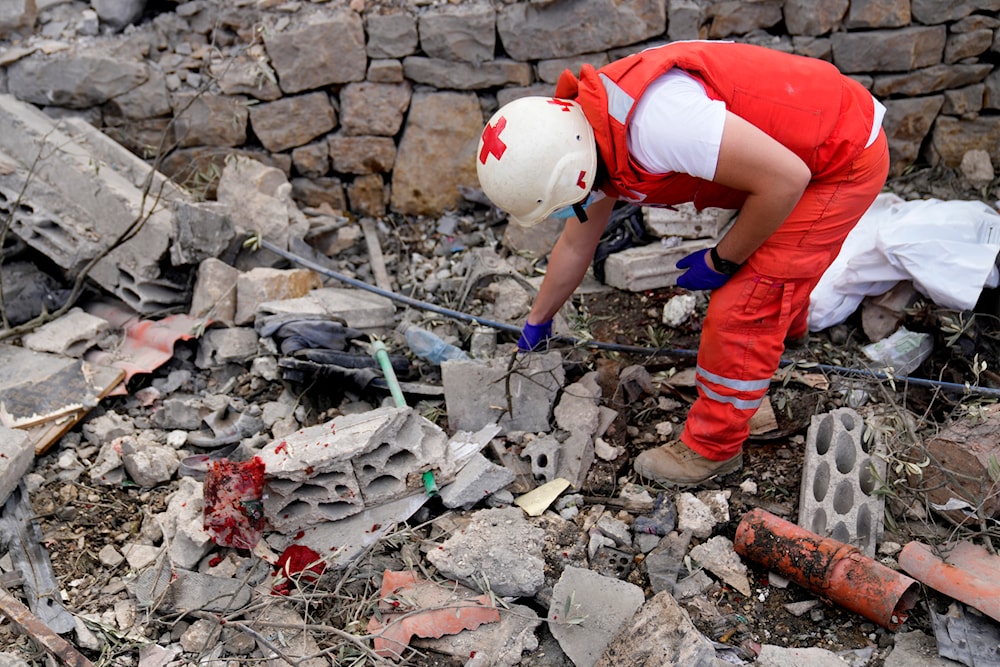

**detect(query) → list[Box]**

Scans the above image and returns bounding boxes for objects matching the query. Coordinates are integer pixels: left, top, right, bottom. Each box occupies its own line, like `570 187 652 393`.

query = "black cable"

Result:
261 239 1000 399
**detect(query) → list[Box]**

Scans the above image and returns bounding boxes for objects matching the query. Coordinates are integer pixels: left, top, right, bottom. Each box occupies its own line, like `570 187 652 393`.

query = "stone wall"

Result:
3 0 1000 220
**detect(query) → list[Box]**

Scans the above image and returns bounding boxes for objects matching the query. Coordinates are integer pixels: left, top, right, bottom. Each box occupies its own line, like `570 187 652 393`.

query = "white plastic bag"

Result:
809 194 1000 331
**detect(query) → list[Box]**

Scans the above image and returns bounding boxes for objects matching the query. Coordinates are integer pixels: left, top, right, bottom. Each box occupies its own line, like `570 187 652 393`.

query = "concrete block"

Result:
643 203 736 239
21 307 108 357
797 407 886 557
258 406 449 532
602 238 712 292
256 286 396 330
442 352 565 434
0 95 186 313
0 427 33 506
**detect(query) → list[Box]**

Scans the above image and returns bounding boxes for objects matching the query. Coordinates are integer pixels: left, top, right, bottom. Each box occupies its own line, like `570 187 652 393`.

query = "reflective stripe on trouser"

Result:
681 130 890 461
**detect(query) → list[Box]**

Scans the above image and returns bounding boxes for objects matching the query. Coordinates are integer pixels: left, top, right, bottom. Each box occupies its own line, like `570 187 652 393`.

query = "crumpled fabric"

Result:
809 193 1000 331
256 314 410 390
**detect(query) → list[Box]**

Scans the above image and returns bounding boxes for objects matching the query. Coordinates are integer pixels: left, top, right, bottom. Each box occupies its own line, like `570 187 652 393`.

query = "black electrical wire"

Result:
261 239 1000 399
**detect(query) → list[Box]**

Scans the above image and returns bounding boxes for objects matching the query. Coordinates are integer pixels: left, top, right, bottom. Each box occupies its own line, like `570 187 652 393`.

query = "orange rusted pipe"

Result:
734 508 919 630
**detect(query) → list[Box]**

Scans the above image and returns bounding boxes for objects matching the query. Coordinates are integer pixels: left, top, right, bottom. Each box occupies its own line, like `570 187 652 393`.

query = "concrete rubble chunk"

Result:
442 351 565 434
0 427 33 507
0 94 185 313
427 506 546 597
549 565 646 667
255 286 396 330
553 371 602 489
688 535 752 597
594 590 728 667
127 563 253 613
258 406 449 533
603 237 714 291
439 452 515 509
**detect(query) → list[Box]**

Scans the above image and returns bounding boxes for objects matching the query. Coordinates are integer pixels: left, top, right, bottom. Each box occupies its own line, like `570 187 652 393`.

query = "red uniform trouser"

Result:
681 130 890 461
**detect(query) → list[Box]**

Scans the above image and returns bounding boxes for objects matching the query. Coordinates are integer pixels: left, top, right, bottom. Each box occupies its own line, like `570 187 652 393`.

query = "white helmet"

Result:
476 96 597 227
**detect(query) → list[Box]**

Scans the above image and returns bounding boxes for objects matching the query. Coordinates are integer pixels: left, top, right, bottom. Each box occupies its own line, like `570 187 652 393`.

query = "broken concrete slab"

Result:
602 237 713 292
427 506 545 598
756 644 855 666
439 452 515 509
643 203 736 240
258 406 449 533
128 562 253 613
20 307 108 357
189 257 240 326
0 95 188 313
593 590 729 667
234 267 323 325
442 351 565 434
294 492 428 570
883 630 962 667
688 535 752 597
553 371 601 489
549 565 645 667
255 285 396 330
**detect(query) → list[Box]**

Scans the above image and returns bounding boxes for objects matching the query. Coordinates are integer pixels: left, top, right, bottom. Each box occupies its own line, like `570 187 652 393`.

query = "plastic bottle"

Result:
402 325 470 364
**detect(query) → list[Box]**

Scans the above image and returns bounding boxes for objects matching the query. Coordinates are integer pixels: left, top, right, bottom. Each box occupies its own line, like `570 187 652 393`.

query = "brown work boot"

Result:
634 440 743 486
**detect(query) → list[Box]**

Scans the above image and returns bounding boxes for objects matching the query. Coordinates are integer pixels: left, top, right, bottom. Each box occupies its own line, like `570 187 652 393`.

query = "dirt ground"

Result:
5 163 1000 666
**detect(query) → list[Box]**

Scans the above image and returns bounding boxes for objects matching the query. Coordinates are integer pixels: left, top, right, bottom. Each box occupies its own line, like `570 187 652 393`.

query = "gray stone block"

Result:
797 407 886 557
442 352 564 434
602 238 713 292
643 203 736 240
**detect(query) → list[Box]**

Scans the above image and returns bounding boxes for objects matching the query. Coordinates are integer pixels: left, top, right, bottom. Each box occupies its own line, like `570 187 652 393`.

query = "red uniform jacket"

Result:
554 41 877 210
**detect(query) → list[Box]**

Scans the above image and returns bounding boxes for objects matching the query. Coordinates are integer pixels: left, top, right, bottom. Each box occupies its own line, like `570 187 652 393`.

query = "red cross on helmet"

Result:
476 96 597 227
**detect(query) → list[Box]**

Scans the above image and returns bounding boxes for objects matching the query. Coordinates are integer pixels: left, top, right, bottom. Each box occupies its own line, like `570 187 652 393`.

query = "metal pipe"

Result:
261 239 1000 398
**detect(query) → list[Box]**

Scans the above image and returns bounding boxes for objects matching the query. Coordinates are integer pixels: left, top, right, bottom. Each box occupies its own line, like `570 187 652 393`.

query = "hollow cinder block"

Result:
797 407 886 557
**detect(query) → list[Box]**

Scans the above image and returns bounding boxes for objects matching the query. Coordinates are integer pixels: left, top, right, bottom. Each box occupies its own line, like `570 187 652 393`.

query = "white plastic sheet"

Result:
809 193 1000 331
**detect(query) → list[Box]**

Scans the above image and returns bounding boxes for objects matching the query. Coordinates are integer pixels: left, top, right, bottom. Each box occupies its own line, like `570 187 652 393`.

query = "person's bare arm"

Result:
708 111 812 268
526 195 616 325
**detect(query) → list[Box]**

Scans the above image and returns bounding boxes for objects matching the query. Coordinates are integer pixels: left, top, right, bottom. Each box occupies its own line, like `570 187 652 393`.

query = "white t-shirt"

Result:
626 69 887 179
627 69 727 180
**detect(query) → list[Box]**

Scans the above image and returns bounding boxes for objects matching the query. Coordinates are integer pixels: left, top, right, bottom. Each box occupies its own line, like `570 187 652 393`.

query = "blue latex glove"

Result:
518 320 553 352
676 248 732 291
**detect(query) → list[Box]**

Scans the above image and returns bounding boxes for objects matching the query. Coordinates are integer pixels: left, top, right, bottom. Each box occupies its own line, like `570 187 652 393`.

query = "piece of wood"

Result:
0 587 95 667
361 218 392 292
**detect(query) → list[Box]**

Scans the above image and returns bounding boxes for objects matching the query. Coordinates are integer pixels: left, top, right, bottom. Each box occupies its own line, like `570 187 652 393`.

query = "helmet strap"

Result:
572 202 589 222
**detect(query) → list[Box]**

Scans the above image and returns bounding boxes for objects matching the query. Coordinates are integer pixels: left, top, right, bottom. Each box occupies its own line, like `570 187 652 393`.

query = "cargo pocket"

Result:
722 275 794 334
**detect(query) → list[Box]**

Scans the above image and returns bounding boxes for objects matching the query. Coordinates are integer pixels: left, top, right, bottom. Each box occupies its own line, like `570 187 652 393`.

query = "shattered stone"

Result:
427 506 546 598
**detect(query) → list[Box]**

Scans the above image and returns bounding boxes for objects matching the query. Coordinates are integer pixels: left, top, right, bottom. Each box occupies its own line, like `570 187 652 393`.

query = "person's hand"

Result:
676 248 731 291
518 320 553 352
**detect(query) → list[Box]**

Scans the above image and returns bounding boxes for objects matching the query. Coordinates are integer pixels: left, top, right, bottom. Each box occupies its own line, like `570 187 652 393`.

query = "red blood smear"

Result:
203 456 266 549
272 544 326 593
